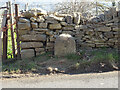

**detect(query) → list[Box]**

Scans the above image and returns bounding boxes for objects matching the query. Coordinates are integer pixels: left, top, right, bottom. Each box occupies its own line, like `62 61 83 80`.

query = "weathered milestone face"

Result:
54 34 76 56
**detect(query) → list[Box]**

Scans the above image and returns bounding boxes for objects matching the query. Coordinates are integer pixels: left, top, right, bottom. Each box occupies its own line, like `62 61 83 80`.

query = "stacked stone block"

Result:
18 8 120 58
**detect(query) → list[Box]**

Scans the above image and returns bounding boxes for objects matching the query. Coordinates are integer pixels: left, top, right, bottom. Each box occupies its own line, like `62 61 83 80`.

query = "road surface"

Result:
2 71 119 88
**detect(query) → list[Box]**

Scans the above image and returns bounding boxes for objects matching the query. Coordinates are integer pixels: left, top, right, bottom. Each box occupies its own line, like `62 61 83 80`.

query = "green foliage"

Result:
91 48 118 64
3 61 20 72
22 62 37 70
71 48 119 69
64 53 81 61
7 25 17 59
34 52 52 61
7 27 13 58
2 48 119 74
2 58 37 73
2 52 53 73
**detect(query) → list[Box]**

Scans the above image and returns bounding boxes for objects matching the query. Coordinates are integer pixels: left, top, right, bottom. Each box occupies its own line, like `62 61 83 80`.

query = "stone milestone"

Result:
54 34 76 56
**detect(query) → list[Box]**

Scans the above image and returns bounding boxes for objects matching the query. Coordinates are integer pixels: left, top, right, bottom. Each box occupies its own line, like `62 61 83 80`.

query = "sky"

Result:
0 0 96 11
0 0 63 3
0 0 119 11
0 0 120 3
0 0 97 3
1 0 120 4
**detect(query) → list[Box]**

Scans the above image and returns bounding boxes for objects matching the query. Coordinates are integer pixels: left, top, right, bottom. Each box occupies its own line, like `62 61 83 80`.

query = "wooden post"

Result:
8 1 16 58
2 2 9 60
0 30 2 62
1 10 8 61
2 10 8 60
15 4 21 59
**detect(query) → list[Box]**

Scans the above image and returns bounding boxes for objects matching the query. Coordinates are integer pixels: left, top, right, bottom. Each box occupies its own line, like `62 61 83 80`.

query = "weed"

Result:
90 49 118 64
35 52 52 60
75 62 80 69
64 53 81 61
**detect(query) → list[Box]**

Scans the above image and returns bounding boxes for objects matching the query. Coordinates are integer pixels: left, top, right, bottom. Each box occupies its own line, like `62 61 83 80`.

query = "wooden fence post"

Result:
15 4 21 59
2 10 8 60
0 33 2 62
8 1 16 58
0 17 3 62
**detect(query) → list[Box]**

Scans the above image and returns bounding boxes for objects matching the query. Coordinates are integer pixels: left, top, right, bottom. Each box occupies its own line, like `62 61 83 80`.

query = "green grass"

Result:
34 52 52 61
91 49 118 63
68 48 119 69
2 52 53 73
2 48 119 74
64 53 82 61
2 58 37 73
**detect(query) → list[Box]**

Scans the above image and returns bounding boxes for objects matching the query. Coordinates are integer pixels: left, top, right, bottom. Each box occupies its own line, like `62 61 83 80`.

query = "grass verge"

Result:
2 48 119 74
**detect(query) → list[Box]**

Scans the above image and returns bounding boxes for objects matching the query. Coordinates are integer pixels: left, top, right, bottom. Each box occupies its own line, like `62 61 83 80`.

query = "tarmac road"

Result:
2 71 119 88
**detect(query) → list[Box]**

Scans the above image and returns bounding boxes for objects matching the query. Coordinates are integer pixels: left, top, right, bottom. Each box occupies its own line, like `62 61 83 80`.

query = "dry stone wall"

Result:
18 8 120 58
